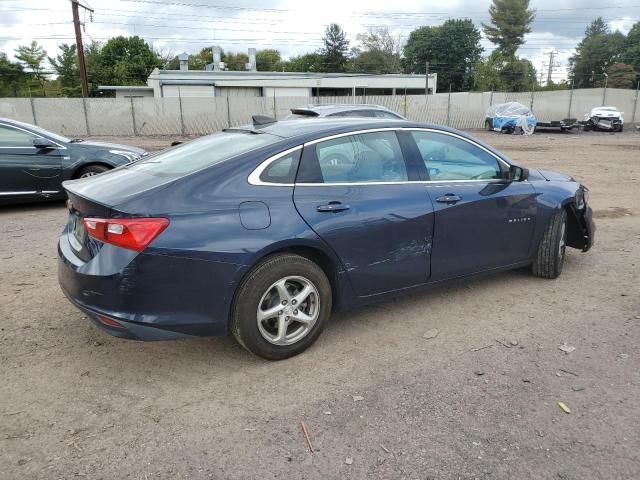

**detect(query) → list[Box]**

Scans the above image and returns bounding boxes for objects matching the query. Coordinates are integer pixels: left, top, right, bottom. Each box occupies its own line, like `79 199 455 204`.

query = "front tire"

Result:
76 164 110 178
532 209 568 279
230 254 332 360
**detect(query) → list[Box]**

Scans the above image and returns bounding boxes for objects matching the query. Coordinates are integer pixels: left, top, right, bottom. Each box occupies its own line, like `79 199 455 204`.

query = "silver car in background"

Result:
285 104 406 120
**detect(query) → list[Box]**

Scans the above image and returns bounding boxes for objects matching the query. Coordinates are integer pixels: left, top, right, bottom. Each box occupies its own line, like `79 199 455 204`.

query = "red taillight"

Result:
83 217 169 252
97 315 124 329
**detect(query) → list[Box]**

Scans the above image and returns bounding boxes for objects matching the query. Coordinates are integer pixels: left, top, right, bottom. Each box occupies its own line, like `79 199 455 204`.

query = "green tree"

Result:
351 27 403 74
0 52 29 96
473 50 536 92
320 23 350 72
97 36 161 85
14 41 48 95
606 63 637 88
48 43 81 97
224 52 249 71
482 0 535 57
569 19 626 88
403 19 483 91
84 41 106 95
283 52 324 72
256 49 283 71
622 22 640 74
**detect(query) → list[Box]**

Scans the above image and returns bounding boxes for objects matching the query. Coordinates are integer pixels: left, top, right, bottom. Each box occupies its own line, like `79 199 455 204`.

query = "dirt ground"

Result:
1 129 639 480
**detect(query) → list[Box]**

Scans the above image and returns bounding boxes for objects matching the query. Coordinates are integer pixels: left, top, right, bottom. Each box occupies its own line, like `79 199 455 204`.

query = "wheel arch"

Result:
232 240 347 318
71 162 113 179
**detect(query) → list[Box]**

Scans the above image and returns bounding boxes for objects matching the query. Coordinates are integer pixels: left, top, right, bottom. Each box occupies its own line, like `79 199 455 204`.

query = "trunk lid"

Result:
63 168 177 262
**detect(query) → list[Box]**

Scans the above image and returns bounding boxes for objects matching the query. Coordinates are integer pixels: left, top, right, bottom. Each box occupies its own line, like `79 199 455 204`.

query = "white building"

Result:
100 70 437 99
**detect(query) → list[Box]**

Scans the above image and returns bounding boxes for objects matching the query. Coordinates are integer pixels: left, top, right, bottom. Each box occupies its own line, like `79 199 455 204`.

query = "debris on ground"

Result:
423 329 440 340
559 368 579 377
300 420 314 453
352 395 364 402
381 445 391 454
474 370 485 376
345 457 353 465
323 411 332 415
558 343 576 354
618 353 629 359
572 386 585 392
558 402 572 414
470 344 494 352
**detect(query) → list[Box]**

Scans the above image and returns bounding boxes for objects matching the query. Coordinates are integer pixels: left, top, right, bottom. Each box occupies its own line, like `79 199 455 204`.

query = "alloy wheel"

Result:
256 276 320 346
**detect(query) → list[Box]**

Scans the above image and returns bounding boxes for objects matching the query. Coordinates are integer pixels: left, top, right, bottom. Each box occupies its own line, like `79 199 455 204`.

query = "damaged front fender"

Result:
566 203 595 252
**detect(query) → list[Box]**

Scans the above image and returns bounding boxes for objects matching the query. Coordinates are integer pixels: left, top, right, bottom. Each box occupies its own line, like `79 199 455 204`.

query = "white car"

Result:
583 107 624 132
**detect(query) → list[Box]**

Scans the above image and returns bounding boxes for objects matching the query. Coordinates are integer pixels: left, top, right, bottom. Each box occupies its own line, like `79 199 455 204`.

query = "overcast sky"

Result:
1 0 639 81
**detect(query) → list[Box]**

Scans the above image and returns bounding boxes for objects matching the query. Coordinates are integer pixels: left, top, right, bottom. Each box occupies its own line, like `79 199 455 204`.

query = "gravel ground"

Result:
1 129 639 480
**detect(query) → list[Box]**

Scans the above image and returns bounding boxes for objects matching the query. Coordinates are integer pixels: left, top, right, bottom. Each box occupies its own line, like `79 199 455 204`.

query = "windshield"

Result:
125 131 281 177
9 119 71 143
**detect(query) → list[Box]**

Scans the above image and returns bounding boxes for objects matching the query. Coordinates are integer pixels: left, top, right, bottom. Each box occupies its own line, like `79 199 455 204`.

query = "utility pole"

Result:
425 61 430 99
546 50 557 85
71 0 94 98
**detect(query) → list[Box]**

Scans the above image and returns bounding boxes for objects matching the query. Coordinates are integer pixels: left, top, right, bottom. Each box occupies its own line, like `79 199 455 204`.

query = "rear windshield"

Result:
125 131 280 176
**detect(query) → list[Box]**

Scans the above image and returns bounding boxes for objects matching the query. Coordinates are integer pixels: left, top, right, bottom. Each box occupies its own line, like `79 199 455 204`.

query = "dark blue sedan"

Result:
58 118 594 360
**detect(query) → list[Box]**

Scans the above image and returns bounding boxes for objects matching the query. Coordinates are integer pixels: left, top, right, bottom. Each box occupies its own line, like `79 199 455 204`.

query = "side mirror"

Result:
33 138 57 149
508 165 529 182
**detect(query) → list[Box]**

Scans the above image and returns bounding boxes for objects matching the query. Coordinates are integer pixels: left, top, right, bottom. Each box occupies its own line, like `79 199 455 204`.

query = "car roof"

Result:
291 104 399 116
245 117 408 138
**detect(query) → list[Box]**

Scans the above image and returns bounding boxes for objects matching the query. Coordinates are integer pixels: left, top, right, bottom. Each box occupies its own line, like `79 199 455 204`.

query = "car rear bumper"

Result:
58 231 244 341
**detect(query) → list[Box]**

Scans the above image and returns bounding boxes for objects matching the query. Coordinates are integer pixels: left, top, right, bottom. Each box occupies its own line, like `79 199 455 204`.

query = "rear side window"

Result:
302 131 408 183
126 131 280 177
259 149 301 184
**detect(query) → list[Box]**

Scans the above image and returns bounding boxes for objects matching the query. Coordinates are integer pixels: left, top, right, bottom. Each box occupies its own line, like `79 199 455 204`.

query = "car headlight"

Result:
109 149 141 163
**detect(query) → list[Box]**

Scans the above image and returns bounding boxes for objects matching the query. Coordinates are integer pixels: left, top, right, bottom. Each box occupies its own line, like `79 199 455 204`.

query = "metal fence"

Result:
1 88 638 136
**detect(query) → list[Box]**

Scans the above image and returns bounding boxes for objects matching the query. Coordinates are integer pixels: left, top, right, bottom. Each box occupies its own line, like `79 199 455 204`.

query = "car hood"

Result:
532 168 575 182
71 140 145 154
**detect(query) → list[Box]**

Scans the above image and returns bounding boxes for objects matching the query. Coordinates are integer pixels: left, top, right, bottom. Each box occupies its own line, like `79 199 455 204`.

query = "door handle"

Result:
316 201 350 213
435 194 462 204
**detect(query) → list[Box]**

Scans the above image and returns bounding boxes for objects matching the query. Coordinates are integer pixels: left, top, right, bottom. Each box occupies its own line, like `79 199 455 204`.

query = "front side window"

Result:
0 125 37 147
411 131 502 181
311 131 408 183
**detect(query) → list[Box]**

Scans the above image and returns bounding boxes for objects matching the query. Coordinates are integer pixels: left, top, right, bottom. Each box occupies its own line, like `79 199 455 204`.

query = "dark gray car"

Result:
285 104 405 120
0 118 146 204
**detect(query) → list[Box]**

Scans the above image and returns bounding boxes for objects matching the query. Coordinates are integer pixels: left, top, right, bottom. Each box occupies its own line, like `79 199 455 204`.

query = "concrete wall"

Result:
1 88 637 136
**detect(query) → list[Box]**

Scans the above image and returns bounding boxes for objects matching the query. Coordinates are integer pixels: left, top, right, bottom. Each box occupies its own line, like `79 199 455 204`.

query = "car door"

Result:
0 124 63 198
293 129 435 297
407 129 536 281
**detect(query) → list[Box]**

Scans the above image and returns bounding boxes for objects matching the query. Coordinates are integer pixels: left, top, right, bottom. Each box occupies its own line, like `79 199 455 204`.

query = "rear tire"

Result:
230 254 332 360
532 209 568 279
485 119 493 131
76 164 110 178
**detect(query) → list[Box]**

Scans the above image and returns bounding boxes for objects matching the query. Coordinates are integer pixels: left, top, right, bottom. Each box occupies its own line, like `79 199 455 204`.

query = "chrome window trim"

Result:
247 127 512 187
0 122 67 150
0 191 38 195
247 145 302 186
